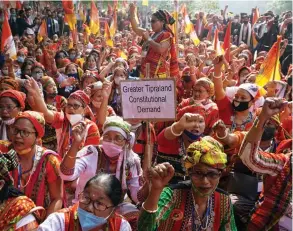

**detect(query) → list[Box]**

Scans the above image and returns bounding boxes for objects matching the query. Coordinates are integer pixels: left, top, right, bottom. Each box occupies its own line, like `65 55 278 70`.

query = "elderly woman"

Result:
138 136 237 230
59 116 142 229
239 98 292 231
0 111 63 215
0 90 26 140
59 116 142 204
178 77 219 134
25 77 100 157
129 3 179 78
38 173 131 231
0 150 45 230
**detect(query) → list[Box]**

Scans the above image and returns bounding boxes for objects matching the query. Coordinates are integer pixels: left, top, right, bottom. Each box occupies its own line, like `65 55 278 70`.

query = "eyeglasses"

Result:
0 105 19 112
189 170 222 180
151 19 159 23
66 103 84 110
78 192 114 211
103 134 126 145
10 127 36 138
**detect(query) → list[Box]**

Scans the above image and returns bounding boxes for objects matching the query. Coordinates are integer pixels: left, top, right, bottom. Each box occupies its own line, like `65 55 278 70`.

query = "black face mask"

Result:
232 100 251 112
287 77 292 86
261 127 276 141
183 75 192 83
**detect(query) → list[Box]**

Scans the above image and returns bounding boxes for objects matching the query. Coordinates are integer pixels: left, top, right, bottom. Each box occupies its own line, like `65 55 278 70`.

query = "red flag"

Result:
15 0 22 10
89 0 100 35
1 11 16 59
37 20 48 42
223 21 231 62
62 0 76 31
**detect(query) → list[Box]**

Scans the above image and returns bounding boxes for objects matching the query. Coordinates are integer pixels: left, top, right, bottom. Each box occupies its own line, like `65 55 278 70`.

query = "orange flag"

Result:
1 11 16 59
62 0 76 31
222 21 231 62
182 5 200 45
37 20 48 42
213 29 224 56
104 22 113 47
252 8 260 49
89 1 100 35
109 3 117 37
15 0 22 10
256 36 282 87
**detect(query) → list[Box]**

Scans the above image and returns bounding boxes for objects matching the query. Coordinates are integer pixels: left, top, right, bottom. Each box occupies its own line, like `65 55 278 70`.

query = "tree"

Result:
267 0 292 15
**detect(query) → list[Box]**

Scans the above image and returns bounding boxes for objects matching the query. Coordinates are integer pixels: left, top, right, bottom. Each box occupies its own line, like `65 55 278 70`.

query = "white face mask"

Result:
205 60 213 66
2 118 15 125
66 113 83 126
2 70 8 76
114 77 124 85
92 100 102 108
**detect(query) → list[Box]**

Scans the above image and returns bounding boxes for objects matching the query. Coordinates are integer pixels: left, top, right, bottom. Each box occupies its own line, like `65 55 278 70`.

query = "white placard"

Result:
120 79 176 121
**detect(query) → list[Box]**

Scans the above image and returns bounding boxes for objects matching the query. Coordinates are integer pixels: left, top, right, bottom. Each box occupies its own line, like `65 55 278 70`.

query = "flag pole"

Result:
175 0 179 57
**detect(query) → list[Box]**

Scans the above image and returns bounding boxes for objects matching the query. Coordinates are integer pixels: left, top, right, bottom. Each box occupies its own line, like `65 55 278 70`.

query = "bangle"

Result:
216 130 228 140
147 37 152 42
170 123 183 136
142 202 158 213
213 74 222 79
60 164 74 175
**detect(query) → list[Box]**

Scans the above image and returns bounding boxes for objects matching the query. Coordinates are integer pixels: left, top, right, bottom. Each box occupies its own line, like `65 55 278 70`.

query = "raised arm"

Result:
212 56 226 100
239 98 289 176
129 3 146 37
95 81 112 127
25 77 55 123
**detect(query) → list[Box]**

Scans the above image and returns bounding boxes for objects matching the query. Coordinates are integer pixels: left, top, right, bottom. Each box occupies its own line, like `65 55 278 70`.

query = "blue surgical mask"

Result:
77 207 107 231
184 130 202 141
17 56 25 63
68 73 79 80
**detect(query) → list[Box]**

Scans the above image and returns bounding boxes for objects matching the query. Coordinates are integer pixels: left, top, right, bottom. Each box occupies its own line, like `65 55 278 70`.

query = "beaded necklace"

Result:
191 192 215 230
230 111 252 132
17 146 42 189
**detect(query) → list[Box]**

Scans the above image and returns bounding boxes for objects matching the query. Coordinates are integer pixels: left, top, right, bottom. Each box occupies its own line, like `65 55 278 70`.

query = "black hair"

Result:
9 97 21 108
84 173 122 206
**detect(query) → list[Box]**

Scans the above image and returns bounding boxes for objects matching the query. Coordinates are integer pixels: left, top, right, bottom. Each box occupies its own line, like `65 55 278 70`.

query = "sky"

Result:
218 1 268 14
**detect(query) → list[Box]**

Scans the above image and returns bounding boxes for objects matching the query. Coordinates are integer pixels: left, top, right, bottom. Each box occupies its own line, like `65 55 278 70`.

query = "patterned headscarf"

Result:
102 116 137 191
15 111 45 138
184 136 227 172
69 90 90 106
0 78 19 91
41 76 56 89
195 77 215 97
0 150 18 190
0 90 26 110
153 10 175 25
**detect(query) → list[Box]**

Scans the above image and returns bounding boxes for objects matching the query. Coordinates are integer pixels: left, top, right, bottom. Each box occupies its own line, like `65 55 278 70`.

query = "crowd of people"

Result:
0 1 292 231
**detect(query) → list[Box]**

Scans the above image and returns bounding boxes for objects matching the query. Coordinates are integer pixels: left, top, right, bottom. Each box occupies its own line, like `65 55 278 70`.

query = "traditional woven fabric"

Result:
69 90 90 106
0 77 19 91
195 77 215 97
0 89 26 110
138 187 237 231
15 111 45 138
0 150 18 188
184 136 227 171
11 146 60 209
103 116 131 136
0 196 36 230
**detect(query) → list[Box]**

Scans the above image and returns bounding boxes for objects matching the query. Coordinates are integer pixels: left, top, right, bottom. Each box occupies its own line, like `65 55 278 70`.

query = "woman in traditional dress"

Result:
25 77 100 158
0 149 45 231
177 77 219 134
38 173 131 231
157 112 206 184
0 111 63 215
0 89 26 140
59 116 143 228
212 56 264 132
40 76 67 152
138 136 237 230
129 3 179 78
239 97 292 230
